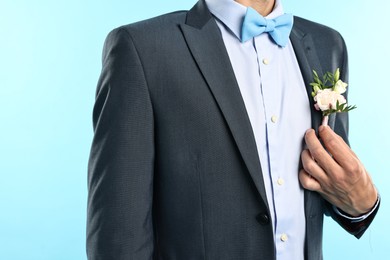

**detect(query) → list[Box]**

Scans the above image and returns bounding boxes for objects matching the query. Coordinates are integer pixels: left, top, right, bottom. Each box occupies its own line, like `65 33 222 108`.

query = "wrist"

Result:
335 193 380 221
344 185 378 217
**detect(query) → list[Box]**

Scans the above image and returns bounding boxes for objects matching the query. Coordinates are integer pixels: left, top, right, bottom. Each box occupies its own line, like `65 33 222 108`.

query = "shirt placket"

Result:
254 35 289 256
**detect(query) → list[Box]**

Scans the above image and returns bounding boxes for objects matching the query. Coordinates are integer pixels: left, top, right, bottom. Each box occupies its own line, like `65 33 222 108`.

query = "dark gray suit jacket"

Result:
87 0 378 259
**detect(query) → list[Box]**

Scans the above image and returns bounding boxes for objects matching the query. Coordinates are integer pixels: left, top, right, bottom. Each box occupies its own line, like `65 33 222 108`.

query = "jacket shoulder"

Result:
110 11 187 40
292 16 348 75
293 16 345 46
101 10 188 57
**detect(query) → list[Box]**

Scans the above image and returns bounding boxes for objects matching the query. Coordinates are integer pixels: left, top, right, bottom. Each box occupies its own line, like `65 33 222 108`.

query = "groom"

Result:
87 0 379 259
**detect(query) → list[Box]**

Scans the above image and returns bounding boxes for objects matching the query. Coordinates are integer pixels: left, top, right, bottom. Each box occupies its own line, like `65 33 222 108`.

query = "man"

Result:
87 0 379 259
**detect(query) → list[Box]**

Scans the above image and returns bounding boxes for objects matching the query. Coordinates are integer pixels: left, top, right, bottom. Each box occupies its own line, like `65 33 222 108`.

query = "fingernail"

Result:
306 128 314 134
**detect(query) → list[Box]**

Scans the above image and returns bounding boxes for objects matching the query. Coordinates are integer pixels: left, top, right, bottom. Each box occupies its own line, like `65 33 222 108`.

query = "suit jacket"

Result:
87 0 378 259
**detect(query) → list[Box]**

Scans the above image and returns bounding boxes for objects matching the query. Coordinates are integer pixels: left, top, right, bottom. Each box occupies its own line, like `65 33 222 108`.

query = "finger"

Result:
304 129 338 174
301 149 328 183
299 169 322 191
318 126 359 169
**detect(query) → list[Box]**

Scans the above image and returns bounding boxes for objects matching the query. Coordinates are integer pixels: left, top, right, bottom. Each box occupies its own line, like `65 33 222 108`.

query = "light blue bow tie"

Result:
241 7 293 47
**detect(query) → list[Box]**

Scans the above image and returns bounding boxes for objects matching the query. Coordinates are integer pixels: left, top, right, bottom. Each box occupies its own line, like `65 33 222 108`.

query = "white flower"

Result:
334 79 348 94
314 89 346 111
310 68 356 125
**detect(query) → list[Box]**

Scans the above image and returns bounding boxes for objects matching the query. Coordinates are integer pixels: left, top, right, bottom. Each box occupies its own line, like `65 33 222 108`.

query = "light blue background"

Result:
1 0 388 259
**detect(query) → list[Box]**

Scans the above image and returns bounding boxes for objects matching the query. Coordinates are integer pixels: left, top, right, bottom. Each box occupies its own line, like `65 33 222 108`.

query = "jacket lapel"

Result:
290 21 323 132
290 19 326 257
180 0 269 208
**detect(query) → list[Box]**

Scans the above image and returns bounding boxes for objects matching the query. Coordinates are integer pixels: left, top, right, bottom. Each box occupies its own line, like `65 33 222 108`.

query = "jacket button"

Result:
256 213 270 225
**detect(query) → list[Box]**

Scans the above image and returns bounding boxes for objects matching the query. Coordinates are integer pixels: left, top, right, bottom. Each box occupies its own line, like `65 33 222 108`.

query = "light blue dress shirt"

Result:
205 0 310 259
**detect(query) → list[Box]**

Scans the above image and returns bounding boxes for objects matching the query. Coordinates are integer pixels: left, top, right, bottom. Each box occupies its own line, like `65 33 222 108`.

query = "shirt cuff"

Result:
332 194 381 223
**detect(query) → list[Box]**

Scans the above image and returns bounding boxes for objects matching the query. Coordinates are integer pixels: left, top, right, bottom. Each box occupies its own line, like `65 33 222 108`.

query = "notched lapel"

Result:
179 0 269 207
290 22 323 133
290 20 327 251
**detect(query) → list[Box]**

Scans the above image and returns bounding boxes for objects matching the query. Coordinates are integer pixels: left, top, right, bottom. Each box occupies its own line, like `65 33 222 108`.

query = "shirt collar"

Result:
205 0 285 41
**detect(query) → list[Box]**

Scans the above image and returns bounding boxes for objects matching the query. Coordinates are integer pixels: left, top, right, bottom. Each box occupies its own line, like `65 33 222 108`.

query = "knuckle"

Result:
310 147 324 159
326 138 338 151
303 160 317 173
299 176 311 189
299 176 308 187
299 170 321 191
331 172 343 184
345 160 361 175
301 149 309 159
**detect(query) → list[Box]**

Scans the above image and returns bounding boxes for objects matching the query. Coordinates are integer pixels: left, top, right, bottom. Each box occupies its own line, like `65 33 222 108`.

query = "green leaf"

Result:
326 72 335 85
313 70 322 85
346 105 357 112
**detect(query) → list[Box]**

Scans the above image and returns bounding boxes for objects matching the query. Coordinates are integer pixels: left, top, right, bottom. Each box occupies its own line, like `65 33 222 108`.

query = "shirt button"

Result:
277 178 284 186
271 115 278 123
262 58 270 65
280 234 288 242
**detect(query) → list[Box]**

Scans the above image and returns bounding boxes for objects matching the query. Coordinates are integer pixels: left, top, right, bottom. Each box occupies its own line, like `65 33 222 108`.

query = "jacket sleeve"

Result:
326 36 380 238
326 198 380 238
87 27 155 259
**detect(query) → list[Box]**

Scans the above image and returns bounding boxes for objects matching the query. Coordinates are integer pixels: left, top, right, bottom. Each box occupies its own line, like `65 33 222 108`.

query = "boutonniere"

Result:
310 68 356 126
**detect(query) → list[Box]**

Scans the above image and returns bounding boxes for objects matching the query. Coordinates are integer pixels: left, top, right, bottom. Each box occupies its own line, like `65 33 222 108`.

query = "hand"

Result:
299 125 377 217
